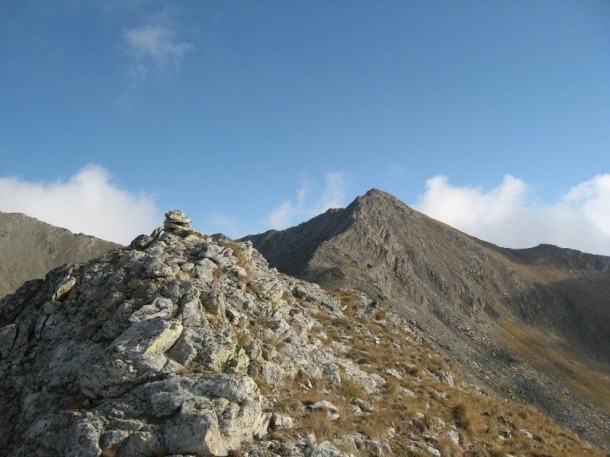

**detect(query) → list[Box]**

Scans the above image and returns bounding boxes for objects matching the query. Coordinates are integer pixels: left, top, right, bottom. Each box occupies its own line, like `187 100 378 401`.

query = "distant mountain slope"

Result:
244 188 610 448
0 211 120 299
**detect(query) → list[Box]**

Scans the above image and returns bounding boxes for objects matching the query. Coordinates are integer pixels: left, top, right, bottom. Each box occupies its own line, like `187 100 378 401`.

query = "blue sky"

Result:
1 1 610 253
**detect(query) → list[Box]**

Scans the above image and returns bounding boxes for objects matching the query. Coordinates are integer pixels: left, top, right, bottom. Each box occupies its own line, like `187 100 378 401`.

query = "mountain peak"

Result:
2 203 609 455
363 187 386 197
247 190 610 447
365 187 407 198
359 188 404 204
350 189 418 218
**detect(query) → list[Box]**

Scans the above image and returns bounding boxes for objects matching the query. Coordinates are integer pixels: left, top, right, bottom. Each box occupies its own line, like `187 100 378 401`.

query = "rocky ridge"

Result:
0 211 606 456
0 211 381 456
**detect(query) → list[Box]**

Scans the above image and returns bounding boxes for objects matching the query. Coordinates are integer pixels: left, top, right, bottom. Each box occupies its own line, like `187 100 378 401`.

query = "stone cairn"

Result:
163 209 193 237
130 210 203 250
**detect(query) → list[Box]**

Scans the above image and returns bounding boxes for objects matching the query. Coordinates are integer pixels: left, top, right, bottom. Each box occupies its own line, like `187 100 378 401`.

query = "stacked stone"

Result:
164 209 193 237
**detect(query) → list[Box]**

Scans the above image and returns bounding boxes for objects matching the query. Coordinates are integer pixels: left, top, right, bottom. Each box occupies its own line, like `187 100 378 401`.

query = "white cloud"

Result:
267 172 349 229
0 165 162 244
416 174 610 255
562 175 610 237
124 24 192 81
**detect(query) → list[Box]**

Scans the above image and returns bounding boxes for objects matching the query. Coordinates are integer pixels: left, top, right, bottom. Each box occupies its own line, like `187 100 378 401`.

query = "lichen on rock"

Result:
0 211 361 457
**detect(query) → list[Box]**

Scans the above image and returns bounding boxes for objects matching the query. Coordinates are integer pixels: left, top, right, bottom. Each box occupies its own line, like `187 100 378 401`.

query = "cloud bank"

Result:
0 165 161 244
416 174 610 255
267 172 349 229
124 24 192 81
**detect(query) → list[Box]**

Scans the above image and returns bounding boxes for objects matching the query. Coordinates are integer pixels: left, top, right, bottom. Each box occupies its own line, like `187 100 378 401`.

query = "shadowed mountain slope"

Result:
245 188 610 448
0 211 120 299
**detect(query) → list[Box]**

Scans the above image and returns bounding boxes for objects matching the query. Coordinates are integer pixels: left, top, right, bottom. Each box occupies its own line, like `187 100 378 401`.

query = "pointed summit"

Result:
351 188 412 210
245 189 610 363
246 189 610 446
362 187 403 200
363 188 393 198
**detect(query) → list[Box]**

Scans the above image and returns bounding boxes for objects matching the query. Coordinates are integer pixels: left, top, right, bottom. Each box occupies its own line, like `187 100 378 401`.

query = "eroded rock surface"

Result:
0 214 371 456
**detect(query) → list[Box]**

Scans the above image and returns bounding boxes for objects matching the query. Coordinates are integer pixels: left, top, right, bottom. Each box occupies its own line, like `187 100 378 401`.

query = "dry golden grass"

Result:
374 309 387 320
329 289 360 308
153 445 170 456
101 446 119 457
220 240 247 267
212 265 224 280
497 320 610 415
437 435 463 457
247 289 608 456
451 403 471 431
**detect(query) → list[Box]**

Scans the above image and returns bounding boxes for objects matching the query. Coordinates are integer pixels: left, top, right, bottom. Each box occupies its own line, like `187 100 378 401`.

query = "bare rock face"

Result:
0 212 375 457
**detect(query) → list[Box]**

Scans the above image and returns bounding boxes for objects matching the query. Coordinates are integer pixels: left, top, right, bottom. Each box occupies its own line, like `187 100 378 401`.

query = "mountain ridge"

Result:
244 188 610 447
0 211 120 299
1 210 607 456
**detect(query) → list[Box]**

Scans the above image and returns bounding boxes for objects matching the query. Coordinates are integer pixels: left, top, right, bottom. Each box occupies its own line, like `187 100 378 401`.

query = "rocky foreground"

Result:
0 212 606 456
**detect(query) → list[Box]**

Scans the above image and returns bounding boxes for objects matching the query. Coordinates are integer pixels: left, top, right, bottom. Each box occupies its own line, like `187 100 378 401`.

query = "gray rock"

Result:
1 210 471 457
195 258 218 282
0 323 17 357
116 431 161 457
309 441 348 457
164 411 226 456
165 210 192 225
271 413 294 429
129 234 153 250
426 445 441 457
163 210 207 239
352 398 374 413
